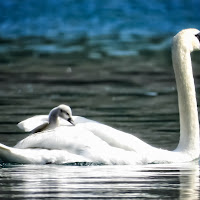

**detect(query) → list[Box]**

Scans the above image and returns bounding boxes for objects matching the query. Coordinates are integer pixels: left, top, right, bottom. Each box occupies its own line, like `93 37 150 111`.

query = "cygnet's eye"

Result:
61 110 69 117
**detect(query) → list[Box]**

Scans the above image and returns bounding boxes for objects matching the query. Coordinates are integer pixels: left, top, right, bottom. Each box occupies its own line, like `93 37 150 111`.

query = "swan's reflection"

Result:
0 162 199 199
179 161 199 200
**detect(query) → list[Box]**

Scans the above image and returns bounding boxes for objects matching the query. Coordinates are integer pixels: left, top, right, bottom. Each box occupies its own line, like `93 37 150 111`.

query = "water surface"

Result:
0 163 199 199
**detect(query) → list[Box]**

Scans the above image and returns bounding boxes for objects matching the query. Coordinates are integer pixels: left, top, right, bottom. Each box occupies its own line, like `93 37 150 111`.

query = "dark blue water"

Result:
0 0 200 56
1 0 200 37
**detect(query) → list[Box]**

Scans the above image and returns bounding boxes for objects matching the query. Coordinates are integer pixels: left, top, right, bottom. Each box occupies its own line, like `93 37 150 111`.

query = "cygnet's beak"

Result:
68 118 75 126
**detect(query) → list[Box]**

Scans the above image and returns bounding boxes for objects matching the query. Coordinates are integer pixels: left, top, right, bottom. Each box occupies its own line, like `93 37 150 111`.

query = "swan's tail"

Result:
0 143 34 164
0 143 90 165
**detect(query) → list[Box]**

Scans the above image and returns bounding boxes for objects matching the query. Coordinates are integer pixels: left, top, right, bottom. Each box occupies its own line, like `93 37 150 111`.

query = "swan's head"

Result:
49 104 75 126
173 28 200 52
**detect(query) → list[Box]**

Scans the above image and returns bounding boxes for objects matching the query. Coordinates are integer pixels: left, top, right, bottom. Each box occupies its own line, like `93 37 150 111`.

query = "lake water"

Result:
0 163 199 199
0 0 200 199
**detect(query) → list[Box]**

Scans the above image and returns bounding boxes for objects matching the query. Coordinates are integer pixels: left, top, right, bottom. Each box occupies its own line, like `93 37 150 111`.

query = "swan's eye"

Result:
195 33 200 42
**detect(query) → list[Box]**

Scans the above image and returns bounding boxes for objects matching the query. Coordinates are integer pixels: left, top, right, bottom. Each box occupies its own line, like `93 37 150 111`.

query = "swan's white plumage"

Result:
0 143 90 164
14 126 142 165
18 115 153 152
0 28 200 165
17 115 49 132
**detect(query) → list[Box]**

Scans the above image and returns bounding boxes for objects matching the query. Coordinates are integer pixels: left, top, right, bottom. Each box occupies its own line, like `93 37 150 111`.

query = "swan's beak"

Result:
68 118 75 126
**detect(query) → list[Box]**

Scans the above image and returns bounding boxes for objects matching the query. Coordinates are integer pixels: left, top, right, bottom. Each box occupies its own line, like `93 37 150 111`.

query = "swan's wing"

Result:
14 126 143 165
73 116 154 153
73 116 95 124
14 126 107 151
17 115 49 132
0 143 90 164
17 115 154 154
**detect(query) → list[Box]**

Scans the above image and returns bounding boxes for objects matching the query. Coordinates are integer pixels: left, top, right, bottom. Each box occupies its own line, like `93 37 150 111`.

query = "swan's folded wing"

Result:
18 115 154 154
73 116 97 124
14 126 100 150
74 116 154 153
12 127 144 165
17 115 49 132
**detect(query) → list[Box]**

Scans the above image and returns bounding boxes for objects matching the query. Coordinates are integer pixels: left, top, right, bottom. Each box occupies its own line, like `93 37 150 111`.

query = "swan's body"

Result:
0 29 200 165
18 104 75 133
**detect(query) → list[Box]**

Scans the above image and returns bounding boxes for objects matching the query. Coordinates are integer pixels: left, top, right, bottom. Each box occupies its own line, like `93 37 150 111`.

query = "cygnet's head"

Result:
49 104 75 126
173 28 200 52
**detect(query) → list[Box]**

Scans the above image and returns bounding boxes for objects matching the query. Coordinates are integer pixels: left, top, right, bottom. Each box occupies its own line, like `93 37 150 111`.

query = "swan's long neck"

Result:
172 40 199 155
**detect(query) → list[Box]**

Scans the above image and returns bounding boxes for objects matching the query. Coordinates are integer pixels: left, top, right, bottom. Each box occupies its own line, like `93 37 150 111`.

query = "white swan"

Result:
0 28 200 165
18 104 75 133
